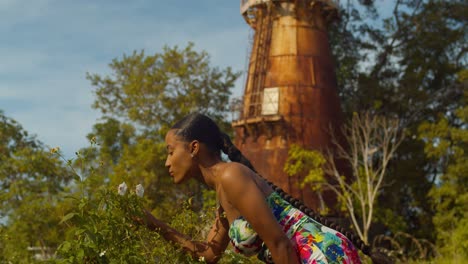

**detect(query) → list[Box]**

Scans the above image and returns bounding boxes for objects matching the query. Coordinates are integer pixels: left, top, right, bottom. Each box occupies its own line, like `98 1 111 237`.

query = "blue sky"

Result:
0 0 250 158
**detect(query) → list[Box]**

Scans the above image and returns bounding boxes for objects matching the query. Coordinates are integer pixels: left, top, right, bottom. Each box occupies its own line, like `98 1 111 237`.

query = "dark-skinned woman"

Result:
142 113 372 264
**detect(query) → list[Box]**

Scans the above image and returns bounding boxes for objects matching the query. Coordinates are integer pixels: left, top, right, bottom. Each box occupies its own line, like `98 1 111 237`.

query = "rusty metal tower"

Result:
232 0 342 211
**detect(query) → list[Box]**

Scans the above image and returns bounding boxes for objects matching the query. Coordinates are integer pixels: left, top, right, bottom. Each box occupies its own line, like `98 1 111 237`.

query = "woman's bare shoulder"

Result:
218 162 254 184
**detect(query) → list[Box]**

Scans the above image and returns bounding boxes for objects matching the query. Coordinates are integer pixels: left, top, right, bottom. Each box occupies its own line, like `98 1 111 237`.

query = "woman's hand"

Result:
131 214 146 226
139 209 230 264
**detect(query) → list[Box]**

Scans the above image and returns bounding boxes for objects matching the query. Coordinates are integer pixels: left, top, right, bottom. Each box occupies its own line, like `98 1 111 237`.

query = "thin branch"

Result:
322 111 404 243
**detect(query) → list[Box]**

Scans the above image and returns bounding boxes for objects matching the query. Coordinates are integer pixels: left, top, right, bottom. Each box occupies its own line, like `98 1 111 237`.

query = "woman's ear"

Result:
189 140 200 157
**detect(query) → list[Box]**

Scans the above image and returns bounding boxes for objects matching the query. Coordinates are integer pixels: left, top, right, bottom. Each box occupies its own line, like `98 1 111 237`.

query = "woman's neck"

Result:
198 158 225 188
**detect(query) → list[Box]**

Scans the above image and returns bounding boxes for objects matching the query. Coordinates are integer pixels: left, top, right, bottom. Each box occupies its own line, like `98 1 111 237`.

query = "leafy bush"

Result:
50 181 259 263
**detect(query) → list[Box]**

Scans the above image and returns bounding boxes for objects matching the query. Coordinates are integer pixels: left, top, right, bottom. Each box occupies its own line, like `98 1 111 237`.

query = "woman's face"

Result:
164 129 194 184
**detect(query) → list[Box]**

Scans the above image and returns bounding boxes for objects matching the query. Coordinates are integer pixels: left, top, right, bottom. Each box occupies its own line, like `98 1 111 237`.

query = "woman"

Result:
142 113 384 264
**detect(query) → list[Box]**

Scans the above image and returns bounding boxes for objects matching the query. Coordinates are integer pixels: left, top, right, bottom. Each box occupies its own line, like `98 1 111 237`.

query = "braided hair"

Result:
172 113 392 264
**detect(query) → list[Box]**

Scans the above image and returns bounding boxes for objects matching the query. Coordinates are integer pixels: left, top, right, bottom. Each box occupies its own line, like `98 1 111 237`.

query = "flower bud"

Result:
135 184 144 198
50 147 60 154
118 182 128 195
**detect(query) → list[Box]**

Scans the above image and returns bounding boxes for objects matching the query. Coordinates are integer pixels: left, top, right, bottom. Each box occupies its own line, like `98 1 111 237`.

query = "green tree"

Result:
329 0 467 238
0 111 75 262
418 70 468 260
88 42 239 138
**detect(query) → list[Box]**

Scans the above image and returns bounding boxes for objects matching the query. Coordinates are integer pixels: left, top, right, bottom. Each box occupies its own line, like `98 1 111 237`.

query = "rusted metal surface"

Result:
233 0 344 212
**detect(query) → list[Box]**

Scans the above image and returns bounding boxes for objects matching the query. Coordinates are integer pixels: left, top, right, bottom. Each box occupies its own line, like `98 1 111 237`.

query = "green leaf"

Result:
60 212 77 224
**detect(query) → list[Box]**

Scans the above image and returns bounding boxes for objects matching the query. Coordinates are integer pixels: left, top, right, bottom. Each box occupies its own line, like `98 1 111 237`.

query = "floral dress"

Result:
228 192 361 264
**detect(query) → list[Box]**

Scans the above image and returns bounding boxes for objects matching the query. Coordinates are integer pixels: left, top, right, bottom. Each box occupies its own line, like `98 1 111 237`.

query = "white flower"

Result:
135 184 144 197
198 256 205 262
99 250 106 257
118 182 128 195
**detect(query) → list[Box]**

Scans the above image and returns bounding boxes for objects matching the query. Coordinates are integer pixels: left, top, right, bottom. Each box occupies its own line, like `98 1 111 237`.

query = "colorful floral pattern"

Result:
228 192 362 264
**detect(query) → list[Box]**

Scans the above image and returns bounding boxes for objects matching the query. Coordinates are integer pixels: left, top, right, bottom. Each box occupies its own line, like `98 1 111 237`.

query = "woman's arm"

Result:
219 164 300 264
143 206 230 263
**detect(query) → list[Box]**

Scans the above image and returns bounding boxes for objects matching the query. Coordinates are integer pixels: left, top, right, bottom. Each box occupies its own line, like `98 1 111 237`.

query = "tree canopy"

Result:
329 0 467 242
0 111 75 261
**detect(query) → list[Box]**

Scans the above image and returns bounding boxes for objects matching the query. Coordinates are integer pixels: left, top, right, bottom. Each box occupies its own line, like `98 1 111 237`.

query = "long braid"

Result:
219 133 392 264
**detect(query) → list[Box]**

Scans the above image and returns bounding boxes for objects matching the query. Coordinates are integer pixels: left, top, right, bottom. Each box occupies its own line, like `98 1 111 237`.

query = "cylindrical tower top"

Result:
241 0 339 26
